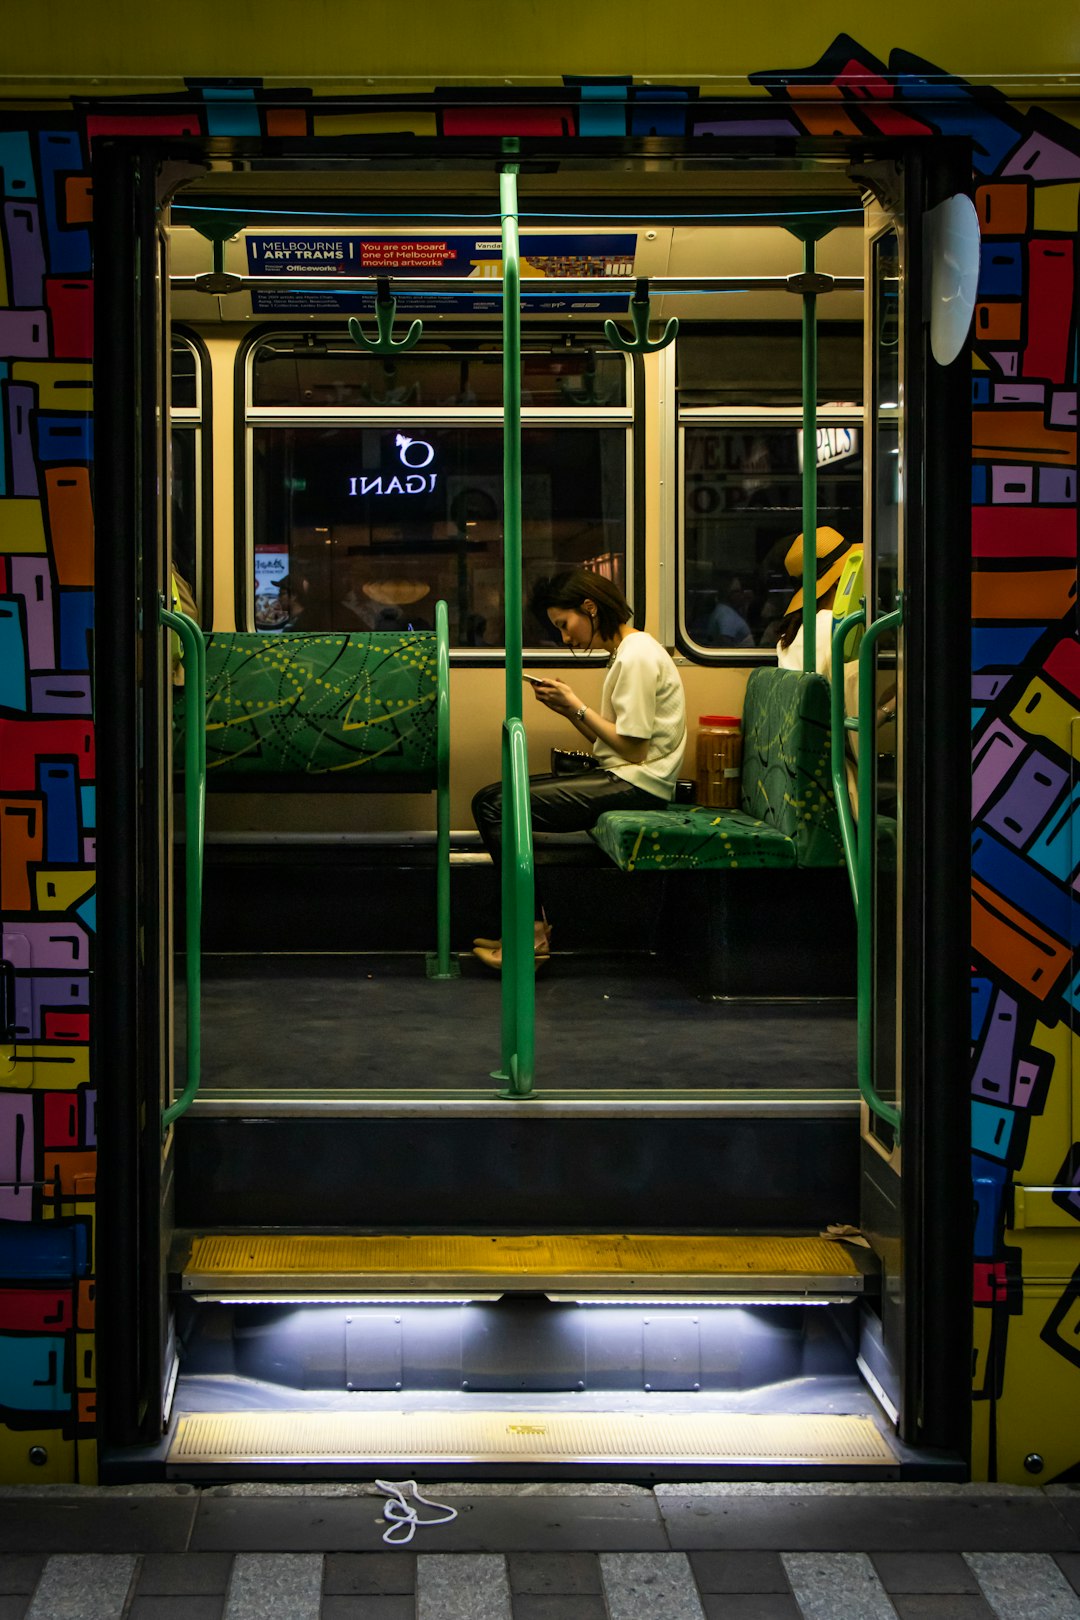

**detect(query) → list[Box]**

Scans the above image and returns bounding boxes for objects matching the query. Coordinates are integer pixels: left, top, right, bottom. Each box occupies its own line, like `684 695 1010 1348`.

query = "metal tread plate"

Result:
169 1409 895 1467
182 1232 866 1295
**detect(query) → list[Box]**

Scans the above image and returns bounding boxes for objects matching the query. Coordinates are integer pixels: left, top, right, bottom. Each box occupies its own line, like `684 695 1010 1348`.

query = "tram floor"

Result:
176 951 857 1094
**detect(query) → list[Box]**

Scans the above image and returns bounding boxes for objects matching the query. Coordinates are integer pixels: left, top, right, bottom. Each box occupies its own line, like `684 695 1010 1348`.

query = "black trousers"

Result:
471 769 666 919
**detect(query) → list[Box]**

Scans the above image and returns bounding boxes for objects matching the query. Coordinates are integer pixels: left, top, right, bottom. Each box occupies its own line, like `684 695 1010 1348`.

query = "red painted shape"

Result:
441 106 575 137
43 1011 91 1043
46 279 94 359
1023 240 1075 383
973 1260 1010 1304
43 1092 81 1148
1043 637 1080 702
85 114 202 144
972 507 1079 558
0 1288 73 1332
0 721 95 789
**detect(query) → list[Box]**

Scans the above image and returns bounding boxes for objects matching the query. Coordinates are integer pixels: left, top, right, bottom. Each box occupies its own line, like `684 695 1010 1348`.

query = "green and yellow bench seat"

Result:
591 666 845 873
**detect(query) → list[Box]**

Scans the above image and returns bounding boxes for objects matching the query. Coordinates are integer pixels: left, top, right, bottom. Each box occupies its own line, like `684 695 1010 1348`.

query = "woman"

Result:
774 526 856 679
471 568 686 969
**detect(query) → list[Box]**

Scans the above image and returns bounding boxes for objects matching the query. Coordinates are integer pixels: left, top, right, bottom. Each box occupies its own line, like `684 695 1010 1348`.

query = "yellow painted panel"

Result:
1018 1021 1074 1184
972 1305 995 1397
76 1438 98 1482
1033 183 1080 232
312 112 437 137
6 1042 90 1088
0 500 47 555
10 361 93 411
75 1332 95 1390
1011 678 1080 760
1002 1228 1080 1281
972 352 989 371
993 1283 1080 1482
34 870 95 911
0 1425 76 1483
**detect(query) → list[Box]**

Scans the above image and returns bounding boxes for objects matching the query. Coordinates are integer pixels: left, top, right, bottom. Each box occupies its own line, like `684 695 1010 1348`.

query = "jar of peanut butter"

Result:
695 714 742 808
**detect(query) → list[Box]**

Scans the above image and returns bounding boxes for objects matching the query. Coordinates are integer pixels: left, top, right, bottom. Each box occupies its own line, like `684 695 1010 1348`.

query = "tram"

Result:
0 4 1078 1487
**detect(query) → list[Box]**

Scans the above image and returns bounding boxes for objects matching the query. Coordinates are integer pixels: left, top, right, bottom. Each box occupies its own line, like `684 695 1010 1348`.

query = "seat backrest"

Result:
739 666 844 867
175 630 438 781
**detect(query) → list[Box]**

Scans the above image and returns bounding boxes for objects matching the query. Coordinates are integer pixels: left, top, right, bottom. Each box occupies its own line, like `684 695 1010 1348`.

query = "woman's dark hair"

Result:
529 569 632 643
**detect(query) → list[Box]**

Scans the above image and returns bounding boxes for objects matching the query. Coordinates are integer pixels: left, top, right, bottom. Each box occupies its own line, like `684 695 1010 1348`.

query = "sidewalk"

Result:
1 1481 1080 1618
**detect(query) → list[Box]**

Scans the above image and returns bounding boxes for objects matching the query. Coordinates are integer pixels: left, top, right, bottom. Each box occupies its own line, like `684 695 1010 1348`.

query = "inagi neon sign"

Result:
348 434 438 496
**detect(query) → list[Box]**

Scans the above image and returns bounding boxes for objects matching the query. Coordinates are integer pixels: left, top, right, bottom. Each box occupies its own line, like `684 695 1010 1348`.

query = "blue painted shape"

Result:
0 1220 88 1279
972 1100 1015 1161
202 85 262 137
972 626 1045 670
972 976 994 1043
1030 782 1080 883
0 1335 68 1412
37 131 90 274
79 785 95 829
0 132 36 197
971 826 1077 944
1064 964 1080 1014
574 80 629 137
978 242 1023 297
76 893 96 933
972 377 991 405
971 464 987 503
38 761 79 863
37 415 92 462
0 600 27 710
971 707 986 728
893 75 1021 175
973 1158 1010 1255
58 590 93 672
630 88 690 138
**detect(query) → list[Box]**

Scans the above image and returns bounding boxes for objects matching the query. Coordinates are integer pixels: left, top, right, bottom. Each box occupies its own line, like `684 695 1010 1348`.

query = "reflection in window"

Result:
170 333 203 610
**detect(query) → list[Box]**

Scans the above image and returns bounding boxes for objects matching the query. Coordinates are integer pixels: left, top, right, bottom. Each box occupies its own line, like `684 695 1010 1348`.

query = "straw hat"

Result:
783 527 853 616
361 579 431 606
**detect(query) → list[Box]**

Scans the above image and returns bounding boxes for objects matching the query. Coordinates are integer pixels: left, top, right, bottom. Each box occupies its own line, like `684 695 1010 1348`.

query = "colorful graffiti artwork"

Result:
0 38 1078 1481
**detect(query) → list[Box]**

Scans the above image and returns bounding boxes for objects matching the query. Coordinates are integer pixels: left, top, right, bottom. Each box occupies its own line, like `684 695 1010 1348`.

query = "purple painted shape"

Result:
994 383 1046 405
29 673 92 714
3 201 45 304
991 350 1019 377
973 673 1010 703
9 559 55 669
7 383 39 497
971 989 1019 1100
0 1094 35 1221
1012 1058 1041 1110
1003 132 1080 181
991 464 1034 502
1049 391 1077 427
984 750 1069 847
82 836 95 863
972 720 1026 815
692 118 803 137
20 974 89 1039
1 921 89 970
1040 468 1076 502
82 1090 96 1146
0 310 48 358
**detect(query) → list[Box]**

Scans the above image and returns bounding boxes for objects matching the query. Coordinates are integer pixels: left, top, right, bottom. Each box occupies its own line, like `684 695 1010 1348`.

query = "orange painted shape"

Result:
42 1148 97 1197
976 183 1029 236
64 176 93 225
77 1280 95 1330
972 411 1077 465
0 796 44 911
971 875 1071 1000
787 84 863 137
975 302 1023 342
265 107 308 137
45 468 94 586
972 570 1078 620
77 1391 96 1426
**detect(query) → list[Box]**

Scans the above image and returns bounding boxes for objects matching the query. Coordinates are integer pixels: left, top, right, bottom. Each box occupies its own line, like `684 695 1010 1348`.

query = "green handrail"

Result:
495 717 536 1097
830 607 866 910
800 236 819 672
426 598 457 980
159 601 206 1135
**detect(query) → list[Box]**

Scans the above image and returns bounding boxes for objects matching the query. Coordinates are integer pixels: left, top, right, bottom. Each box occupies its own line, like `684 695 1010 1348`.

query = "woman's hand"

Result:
529 677 583 718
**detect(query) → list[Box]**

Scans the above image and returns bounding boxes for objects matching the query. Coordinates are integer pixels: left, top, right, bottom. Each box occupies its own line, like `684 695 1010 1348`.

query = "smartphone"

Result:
522 672 551 685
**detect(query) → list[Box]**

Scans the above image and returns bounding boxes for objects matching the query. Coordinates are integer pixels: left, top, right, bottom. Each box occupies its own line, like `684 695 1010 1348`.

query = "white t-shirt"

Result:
776 608 835 681
592 631 686 801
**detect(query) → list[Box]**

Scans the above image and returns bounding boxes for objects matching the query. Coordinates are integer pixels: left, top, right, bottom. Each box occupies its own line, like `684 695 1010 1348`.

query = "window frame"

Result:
169 326 211 622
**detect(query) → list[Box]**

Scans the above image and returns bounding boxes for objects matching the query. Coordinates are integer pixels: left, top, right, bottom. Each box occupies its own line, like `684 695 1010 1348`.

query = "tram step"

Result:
176 1231 873 1300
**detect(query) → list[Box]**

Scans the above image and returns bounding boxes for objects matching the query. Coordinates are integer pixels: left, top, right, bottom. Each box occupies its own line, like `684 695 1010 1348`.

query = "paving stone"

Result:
507 1553 602 1594
891 1599 997 1619
324 1554 417 1595
25 1554 138 1620
701 1599 802 1620
689 1552 790 1593
600 1551 706 1619
416 1554 511 1620
321 1598 416 1620
782 1552 896 1620
223 1553 323 1620
1058 1556 1080 1598
136 1554 235 1595
0 1501 196 1555
128 1599 224 1620
873 1554 980 1594
0 1600 29 1620
192 1499 386 1553
511 1598 607 1620
406 1497 667 1553
965 1551 1080 1619
0 1560 43 1595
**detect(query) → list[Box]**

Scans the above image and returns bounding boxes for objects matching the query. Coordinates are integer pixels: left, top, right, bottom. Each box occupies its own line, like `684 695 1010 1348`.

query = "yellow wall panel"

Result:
0 501 47 554
11 362 93 412
994 1284 1080 1482
312 112 437 137
0 1427 75 1483
1033 183 1080 233
1019 1021 1074 1183
1011 678 1080 759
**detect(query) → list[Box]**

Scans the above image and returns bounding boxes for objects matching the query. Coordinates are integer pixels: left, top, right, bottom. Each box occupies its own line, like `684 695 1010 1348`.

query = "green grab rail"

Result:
800 235 819 674
159 601 206 1135
347 278 423 356
830 606 867 910
603 277 678 355
426 598 458 980
494 718 536 1098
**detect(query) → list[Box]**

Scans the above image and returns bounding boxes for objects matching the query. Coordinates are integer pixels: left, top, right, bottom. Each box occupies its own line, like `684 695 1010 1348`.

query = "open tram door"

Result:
850 151 972 1455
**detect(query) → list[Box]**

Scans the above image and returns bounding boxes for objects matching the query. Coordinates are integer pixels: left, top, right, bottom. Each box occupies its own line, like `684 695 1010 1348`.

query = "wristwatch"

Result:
575 704 588 722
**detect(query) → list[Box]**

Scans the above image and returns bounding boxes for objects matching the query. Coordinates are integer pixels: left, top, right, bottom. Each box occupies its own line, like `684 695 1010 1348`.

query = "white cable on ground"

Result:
374 1479 458 1545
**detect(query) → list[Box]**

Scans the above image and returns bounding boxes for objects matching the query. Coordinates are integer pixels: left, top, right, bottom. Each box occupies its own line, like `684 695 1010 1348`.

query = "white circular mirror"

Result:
926 194 981 367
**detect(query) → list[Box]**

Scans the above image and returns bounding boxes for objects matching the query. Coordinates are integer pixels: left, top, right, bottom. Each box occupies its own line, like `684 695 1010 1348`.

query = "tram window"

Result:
249 424 627 642
679 421 862 654
170 332 204 609
677 324 862 409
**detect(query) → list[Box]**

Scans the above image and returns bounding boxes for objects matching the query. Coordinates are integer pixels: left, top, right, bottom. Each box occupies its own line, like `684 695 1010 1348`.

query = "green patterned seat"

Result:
591 667 845 873
173 631 438 784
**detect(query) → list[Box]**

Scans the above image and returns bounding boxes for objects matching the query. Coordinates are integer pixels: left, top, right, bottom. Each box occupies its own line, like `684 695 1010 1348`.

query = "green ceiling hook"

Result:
348 277 423 357
603 278 678 355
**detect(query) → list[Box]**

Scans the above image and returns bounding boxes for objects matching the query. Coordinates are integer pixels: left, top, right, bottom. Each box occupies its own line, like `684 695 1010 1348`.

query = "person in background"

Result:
774 527 856 680
471 568 686 970
272 574 308 631
698 572 755 649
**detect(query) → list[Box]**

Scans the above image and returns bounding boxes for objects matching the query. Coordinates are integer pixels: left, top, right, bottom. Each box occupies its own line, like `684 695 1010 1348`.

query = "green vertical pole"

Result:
426 599 458 979
801 236 819 674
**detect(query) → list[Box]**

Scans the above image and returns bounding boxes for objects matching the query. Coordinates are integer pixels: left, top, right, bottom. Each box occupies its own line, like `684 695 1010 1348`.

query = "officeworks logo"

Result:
347 434 437 496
